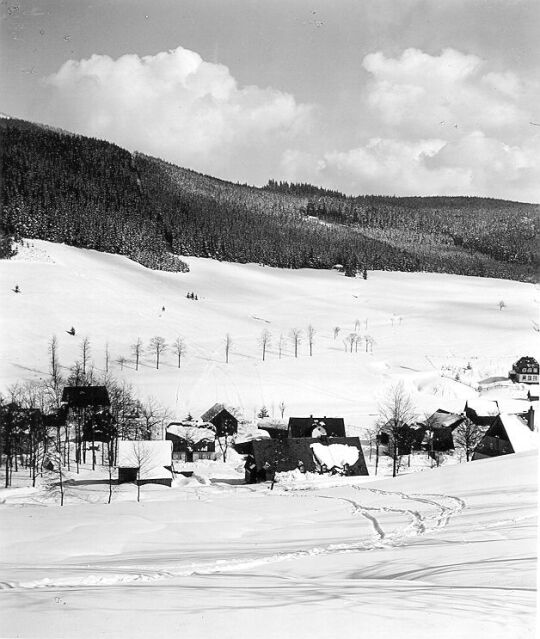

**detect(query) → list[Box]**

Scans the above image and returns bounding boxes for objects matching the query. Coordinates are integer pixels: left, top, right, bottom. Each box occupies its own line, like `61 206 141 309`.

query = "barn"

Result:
288 416 346 438
200 403 238 437
472 414 538 460
117 440 173 486
509 356 539 385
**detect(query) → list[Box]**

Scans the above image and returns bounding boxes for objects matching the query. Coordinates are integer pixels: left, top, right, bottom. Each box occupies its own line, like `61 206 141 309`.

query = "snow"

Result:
117 440 172 480
0 450 536 638
310 442 360 468
1 240 537 431
0 240 538 637
499 415 539 452
166 423 215 443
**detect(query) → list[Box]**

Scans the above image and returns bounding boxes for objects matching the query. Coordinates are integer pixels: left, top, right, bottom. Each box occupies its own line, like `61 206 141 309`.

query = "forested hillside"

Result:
1 117 538 280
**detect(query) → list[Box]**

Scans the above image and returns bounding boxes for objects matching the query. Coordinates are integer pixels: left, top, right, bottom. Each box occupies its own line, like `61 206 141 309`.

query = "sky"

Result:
1 0 539 201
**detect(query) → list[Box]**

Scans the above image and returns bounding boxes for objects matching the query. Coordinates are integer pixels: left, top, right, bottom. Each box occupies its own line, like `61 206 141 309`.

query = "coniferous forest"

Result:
1 117 538 281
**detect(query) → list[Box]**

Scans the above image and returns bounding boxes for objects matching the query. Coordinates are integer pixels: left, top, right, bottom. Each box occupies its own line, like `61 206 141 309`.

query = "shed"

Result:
200 403 238 437
288 416 346 438
117 440 173 486
166 423 216 461
61 386 110 408
472 414 538 460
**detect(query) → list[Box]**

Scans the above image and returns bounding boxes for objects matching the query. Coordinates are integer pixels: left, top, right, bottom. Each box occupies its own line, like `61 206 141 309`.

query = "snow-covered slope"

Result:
0 449 536 638
1 240 537 427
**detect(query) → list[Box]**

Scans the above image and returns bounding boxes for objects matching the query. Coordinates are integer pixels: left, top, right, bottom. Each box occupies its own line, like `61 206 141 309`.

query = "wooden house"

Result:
288 416 346 438
472 414 538 460
509 356 539 385
200 403 238 437
117 440 173 486
61 386 110 408
166 423 216 462
247 437 368 482
423 409 465 452
378 420 425 456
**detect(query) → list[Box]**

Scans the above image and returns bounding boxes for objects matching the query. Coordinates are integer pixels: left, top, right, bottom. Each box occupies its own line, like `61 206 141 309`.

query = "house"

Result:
166 423 216 462
246 436 368 482
378 420 425 456
472 413 538 460
464 399 499 426
200 403 238 437
117 440 173 486
422 409 465 452
288 416 346 438
61 386 110 408
257 419 289 440
509 356 539 385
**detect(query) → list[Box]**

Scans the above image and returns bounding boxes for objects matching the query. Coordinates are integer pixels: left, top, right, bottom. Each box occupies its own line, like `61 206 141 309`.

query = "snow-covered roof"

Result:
466 399 499 417
496 399 530 415
499 415 539 453
117 440 172 470
310 443 360 468
167 424 215 443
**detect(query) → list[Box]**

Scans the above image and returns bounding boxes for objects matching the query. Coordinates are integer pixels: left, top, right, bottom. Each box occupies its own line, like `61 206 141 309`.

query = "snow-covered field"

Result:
0 240 538 638
0 450 536 638
0 240 537 426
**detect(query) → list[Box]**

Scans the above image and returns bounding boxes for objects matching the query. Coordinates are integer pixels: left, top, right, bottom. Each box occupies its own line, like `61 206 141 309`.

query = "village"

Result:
1 355 538 501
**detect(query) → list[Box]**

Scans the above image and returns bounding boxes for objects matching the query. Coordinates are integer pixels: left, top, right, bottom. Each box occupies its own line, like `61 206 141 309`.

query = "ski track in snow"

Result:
0 487 465 592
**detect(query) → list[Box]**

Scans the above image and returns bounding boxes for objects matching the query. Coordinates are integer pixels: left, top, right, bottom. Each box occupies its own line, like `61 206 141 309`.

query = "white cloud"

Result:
280 47 540 201
43 44 540 201
43 46 312 183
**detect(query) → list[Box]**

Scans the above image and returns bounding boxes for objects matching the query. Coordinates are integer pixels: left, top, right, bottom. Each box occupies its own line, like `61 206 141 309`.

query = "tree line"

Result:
1 118 538 281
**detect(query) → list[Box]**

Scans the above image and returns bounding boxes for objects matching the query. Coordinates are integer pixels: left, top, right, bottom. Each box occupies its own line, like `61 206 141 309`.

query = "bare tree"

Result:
131 337 143 371
259 329 271 361
117 356 127 371
148 336 167 369
354 319 361 332
48 335 62 404
278 400 286 419
105 342 110 373
333 326 341 340
172 336 186 368
307 324 316 356
123 441 155 502
138 396 171 440
278 333 285 359
365 423 383 474
345 333 356 353
454 418 484 462
377 382 417 477
290 328 303 358
499 300 506 311
80 336 91 374
225 333 233 364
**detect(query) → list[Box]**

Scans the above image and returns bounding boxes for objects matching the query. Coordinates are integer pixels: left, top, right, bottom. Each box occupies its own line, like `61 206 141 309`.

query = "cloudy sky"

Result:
2 0 539 201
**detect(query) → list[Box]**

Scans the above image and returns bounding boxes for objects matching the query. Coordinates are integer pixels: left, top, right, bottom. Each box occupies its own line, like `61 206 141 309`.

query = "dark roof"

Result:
425 409 465 431
288 417 346 438
200 403 236 423
251 437 368 475
513 356 539 372
61 386 110 408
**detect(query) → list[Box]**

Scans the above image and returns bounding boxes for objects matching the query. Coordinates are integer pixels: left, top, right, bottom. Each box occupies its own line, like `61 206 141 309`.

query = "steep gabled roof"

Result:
499 415 538 453
200 403 236 423
426 409 465 430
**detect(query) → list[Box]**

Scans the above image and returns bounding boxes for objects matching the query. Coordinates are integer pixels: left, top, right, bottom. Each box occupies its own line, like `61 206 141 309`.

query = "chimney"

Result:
527 407 535 432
